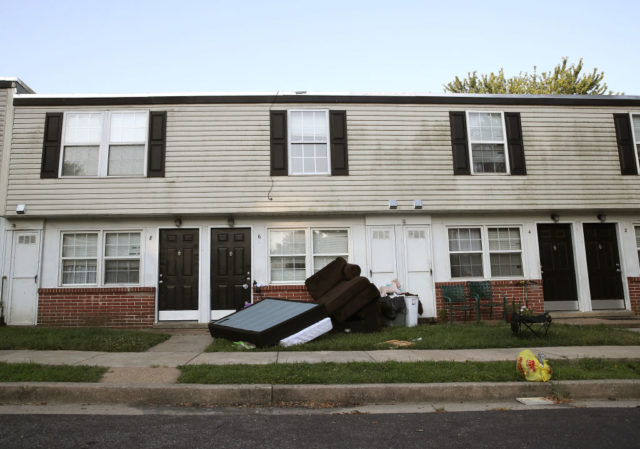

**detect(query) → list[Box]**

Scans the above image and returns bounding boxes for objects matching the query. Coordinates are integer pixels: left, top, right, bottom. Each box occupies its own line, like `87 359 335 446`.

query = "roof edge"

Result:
0 77 35 94
12 92 640 107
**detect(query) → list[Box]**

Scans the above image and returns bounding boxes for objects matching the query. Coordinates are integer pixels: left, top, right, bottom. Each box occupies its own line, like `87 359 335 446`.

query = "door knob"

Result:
242 284 249 290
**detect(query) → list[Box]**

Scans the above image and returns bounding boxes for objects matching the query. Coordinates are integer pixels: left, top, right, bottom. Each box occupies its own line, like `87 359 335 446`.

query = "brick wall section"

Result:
435 280 544 322
253 284 314 303
38 287 155 328
628 277 640 315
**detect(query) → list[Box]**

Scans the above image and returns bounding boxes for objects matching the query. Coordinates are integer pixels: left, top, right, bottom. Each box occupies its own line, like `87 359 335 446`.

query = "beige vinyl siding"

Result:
0 89 7 177
6 102 640 216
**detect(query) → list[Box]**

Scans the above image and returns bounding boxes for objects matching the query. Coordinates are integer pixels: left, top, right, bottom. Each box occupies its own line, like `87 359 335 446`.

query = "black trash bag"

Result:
380 295 406 320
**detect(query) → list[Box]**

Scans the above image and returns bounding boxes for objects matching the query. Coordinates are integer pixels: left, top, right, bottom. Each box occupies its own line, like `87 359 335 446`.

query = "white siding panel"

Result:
5 103 640 216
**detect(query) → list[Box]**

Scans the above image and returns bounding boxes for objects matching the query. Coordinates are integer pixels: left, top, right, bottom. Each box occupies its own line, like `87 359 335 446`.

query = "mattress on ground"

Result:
208 298 328 347
279 317 333 347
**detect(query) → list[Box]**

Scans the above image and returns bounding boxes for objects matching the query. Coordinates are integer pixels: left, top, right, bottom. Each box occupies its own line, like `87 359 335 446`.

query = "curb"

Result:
1 380 639 406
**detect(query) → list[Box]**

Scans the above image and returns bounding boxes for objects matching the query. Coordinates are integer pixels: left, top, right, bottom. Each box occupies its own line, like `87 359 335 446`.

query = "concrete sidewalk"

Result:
1 333 639 407
1 345 639 368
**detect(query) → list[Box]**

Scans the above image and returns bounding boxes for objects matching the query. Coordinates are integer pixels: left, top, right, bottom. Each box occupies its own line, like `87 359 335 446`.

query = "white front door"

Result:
367 226 397 287
8 231 41 325
367 224 434 317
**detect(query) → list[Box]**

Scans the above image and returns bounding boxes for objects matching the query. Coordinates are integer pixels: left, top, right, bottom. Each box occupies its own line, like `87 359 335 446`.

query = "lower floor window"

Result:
61 231 141 286
269 228 349 282
62 233 98 284
635 226 640 264
448 226 523 278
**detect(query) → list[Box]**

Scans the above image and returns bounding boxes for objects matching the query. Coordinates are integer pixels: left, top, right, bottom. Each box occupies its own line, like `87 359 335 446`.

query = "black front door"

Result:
158 229 199 311
211 228 251 310
537 224 578 303
584 223 624 303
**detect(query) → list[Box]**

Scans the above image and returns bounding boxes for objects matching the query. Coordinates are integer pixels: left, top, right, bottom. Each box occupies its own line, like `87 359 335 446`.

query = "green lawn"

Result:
0 327 170 352
0 362 107 382
179 358 640 384
206 323 640 352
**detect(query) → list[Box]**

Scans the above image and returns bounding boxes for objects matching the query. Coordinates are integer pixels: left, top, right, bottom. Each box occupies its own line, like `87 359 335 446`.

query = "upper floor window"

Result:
289 110 330 175
632 114 640 170
61 111 148 177
449 111 526 175
270 110 348 176
467 111 508 174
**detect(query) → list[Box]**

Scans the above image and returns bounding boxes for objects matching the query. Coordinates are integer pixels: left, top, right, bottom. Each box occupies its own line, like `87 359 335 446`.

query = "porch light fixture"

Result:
388 200 398 210
228 216 235 228
16 204 26 215
597 213 607 223
413 199 422 210
550 213 560 223
174 217 182 228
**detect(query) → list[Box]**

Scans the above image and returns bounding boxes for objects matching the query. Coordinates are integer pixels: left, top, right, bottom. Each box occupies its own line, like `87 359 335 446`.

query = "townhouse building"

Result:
1 80 639 326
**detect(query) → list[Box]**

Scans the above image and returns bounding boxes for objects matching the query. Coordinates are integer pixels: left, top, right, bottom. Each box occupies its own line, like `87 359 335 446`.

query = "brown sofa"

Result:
305 257 380 323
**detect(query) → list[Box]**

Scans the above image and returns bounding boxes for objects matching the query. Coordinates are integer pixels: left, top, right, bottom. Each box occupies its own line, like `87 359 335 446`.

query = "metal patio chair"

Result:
440 284 475 324
468 281 507 322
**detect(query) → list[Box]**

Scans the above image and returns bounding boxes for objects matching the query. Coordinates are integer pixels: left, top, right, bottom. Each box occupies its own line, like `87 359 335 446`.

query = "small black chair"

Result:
440 284 475 324
468 281 507 322
511 312 552 337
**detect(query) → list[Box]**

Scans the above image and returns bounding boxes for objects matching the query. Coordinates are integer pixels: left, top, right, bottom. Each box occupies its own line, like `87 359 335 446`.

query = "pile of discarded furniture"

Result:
209 257 382 347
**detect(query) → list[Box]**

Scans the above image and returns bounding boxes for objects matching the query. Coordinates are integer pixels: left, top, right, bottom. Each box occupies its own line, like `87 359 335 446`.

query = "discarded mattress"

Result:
208 298 328 347
280 317 333 347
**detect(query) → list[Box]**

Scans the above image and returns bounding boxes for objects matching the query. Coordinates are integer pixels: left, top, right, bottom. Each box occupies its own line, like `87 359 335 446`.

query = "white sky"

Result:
1 0 637 95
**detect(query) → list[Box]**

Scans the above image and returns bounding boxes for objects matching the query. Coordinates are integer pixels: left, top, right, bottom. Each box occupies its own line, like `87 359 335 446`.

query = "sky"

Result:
1 0 638 95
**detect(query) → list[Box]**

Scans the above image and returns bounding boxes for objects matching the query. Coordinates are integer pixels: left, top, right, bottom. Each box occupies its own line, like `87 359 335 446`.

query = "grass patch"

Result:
0 362 107 382
0 327 170 352
205 322 640 352
178 359 640 384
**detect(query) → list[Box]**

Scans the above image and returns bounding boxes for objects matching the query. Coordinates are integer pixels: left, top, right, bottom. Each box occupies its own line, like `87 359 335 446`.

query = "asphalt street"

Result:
1 407 639 449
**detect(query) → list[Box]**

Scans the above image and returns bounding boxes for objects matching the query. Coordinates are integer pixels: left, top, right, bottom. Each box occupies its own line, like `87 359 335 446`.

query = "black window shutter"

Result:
147 111 167 177
270 111 287 176
449 111 470 175
613 113 638 175
40 113 63 178
504 112 527 175
330 110 348 176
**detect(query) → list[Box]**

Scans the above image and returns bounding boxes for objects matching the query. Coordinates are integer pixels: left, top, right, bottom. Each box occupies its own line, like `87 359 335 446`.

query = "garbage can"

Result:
404 295 419 327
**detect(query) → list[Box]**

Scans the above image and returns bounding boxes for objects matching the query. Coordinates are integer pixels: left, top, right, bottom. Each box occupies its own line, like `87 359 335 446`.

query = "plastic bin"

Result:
404 295 419 327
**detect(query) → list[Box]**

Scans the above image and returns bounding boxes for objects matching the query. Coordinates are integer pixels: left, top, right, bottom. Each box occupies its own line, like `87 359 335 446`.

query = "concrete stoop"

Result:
549 310 640 327
1 380 638 407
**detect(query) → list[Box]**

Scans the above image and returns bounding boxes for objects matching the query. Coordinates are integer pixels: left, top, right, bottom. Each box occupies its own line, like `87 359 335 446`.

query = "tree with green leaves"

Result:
444 57 620 95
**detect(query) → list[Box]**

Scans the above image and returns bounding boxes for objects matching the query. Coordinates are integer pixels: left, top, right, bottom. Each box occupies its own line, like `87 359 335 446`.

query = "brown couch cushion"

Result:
314 276 370 315
332 282 380 323
342 262 361 280
305 257 347 300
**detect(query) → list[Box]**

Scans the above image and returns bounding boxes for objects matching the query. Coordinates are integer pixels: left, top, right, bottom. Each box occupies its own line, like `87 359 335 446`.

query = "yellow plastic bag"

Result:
517 349 552 382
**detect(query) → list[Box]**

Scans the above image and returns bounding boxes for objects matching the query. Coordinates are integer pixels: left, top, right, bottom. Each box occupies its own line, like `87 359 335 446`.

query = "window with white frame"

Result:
61 111 148 177
635 226 640 264
448 226 523 278
448 228 484 277
269 228 349 282
60 231 142 285
104 232 141 284
467 111 508 174
632 114 640 170
488 227 523 276
288 110 330 175
61 233 98 284
312 230 349 272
